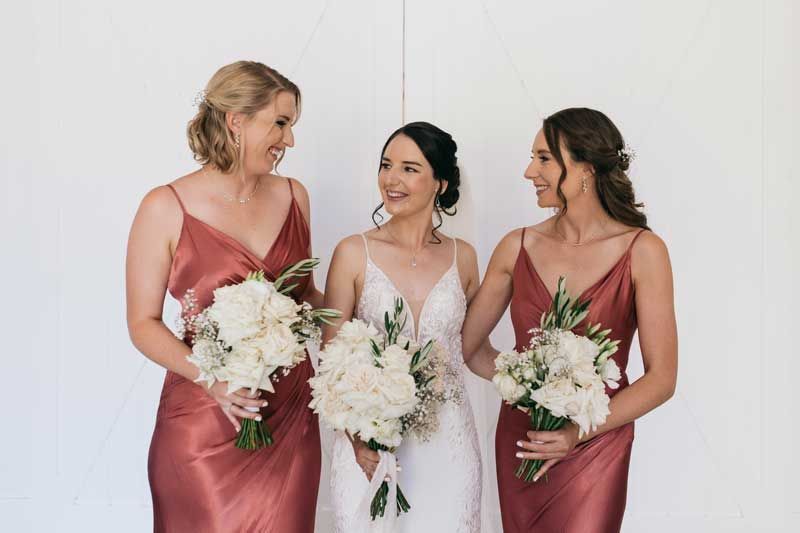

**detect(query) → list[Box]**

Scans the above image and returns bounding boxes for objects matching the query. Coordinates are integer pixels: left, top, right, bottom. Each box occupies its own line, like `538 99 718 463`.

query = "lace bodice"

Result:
356 235 467 385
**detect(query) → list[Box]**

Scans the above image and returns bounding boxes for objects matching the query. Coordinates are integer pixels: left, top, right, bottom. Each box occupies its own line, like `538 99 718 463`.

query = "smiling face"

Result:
523 128 591 209
230 90 297 176
378 134 446 218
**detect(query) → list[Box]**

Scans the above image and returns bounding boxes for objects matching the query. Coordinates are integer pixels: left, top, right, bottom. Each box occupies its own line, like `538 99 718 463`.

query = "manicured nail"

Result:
533 475 541 482
516 440 524 447
255 415 262 421
262 401 269 407
516 452 524 458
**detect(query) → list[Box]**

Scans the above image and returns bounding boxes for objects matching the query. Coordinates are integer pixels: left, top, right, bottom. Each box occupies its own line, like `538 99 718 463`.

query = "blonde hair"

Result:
187 61 301 173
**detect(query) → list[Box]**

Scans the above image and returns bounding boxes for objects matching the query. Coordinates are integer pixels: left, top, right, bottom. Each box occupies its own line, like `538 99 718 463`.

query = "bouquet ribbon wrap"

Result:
357 450 398 531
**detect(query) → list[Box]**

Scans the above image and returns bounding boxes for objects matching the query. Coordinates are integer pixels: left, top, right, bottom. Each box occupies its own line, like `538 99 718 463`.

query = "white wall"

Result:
1 1 797 532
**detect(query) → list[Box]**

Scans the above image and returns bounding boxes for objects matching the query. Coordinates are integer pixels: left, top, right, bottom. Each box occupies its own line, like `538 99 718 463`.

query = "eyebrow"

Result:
277 115 293 121
533 149 552 155
381 157 423 166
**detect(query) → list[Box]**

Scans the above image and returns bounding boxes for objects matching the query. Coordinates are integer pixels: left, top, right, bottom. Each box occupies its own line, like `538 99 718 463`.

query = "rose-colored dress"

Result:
496 227 646 533
147 180 320 533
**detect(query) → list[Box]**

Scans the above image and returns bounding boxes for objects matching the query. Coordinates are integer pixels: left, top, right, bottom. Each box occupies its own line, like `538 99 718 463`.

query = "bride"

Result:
321 122 482 532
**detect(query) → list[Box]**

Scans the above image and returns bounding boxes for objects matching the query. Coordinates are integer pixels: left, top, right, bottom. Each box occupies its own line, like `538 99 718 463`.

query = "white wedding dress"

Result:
329 235 482 532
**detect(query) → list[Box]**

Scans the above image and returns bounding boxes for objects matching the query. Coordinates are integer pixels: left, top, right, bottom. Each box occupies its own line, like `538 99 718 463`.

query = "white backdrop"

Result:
2 1 797 532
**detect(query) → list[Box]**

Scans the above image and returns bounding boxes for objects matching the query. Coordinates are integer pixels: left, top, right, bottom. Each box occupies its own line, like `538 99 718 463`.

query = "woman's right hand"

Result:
204 381 268 432
349 435 381 481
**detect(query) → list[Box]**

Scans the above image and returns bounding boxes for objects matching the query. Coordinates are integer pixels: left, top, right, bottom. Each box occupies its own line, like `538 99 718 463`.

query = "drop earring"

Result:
581 175 588 193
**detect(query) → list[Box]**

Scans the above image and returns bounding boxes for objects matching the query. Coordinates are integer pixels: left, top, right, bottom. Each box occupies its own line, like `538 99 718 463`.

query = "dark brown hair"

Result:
543 107 649 229
372 122 461 243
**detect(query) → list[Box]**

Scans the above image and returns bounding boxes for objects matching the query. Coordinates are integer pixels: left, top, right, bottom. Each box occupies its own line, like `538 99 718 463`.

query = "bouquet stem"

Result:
368 439 410 519
236 408 273 450
515 406 566 483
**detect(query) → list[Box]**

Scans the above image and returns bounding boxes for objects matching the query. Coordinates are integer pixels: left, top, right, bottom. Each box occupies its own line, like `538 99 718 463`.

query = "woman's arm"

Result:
320 235 363 343
126 186 265 431
126 187 201 381
461 230 520 378
578 231 678 439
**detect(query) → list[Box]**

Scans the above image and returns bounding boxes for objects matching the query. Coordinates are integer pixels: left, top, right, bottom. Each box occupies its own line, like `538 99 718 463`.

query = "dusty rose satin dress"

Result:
496 228 647 533
147 180 321 533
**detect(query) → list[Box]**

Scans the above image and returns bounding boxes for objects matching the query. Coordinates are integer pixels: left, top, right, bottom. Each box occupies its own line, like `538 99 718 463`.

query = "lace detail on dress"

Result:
329 235 481 532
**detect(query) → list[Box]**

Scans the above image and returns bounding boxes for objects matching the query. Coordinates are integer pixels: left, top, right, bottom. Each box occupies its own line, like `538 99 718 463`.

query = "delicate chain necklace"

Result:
203 166 261 205
385 223 430 268
554 218 609 246
221 177 261 205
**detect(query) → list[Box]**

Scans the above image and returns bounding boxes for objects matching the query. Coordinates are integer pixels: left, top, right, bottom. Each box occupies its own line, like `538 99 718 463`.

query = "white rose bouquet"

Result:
178 258 340 449
493 276 622 482
309 298 457 522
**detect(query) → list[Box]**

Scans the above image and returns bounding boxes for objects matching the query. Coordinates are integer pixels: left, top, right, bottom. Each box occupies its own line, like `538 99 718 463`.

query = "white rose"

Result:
530 378 578 419
217 352 275 395
360 418 403 448
493 372 525 403
337 319 381 346
558 331 598 363
569 383 611 437
376 369 418 419
309 384 351 431
336 364 384 413
263 288 302 326
598 358 621 389
208 280 269 345
381 344 412 372
259 323 304 368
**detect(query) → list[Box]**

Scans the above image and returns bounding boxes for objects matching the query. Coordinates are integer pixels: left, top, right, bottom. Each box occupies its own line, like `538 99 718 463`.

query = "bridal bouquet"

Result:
493 277 622 482
309 298 457 521
177 258 340 450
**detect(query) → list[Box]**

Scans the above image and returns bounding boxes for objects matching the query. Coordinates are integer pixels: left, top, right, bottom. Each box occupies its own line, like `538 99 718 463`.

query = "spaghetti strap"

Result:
520 227 527 250
360 233 371 262
286 178 295 199
451 237 458 267
166 184 187 213
627 228 648 251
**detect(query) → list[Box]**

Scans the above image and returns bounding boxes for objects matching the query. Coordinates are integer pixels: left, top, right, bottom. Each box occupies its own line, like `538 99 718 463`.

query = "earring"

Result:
581 175 588 193
435 195 441 208
234 133 241 149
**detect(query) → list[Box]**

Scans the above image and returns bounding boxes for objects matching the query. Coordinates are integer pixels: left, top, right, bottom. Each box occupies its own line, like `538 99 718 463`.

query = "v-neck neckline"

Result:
365 259 458 343
180 199 297 263
519 244 632 303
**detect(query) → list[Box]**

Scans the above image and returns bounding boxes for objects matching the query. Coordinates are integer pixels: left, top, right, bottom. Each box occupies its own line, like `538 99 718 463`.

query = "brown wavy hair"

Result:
187 61 300 173
543 107 649 230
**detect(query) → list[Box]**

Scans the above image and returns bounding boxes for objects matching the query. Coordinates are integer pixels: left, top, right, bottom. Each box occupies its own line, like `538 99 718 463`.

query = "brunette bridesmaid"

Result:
463 108 678 532
126 61 322 532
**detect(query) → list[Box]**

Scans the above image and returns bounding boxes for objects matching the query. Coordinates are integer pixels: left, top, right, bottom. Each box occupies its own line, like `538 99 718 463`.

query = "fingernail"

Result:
236 426 241 432
516 452 524 458
255 415 262 421
516 440 524 447
262 401 268 406
533 475 540 482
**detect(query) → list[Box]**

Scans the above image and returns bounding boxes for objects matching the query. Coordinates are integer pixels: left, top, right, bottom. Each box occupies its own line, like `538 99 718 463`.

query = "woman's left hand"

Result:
515 422 580 482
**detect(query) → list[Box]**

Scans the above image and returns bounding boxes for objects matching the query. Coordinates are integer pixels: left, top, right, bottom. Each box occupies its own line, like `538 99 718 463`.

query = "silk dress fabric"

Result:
147 180 320 532
496 228 646 533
